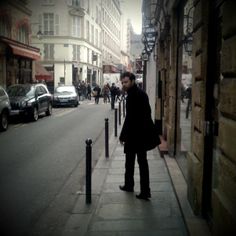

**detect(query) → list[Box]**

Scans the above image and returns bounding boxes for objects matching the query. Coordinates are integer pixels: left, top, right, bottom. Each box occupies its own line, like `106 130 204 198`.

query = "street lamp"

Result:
183 33 193 56
182 5 194 56
30 22 43 40
36 29 43 40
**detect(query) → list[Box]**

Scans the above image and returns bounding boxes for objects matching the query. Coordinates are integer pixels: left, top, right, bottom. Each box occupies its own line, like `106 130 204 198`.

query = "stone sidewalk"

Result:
62 136 194 235
61 103 211 236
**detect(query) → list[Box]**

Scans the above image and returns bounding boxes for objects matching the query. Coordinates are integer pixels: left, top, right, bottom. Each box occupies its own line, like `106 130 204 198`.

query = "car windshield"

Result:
7 85 35 97
55 86 76 95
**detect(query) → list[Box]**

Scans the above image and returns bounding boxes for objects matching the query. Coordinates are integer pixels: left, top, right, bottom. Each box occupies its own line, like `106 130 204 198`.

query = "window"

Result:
87 48 90 63
86 20 89 40
0 17 11 37
95 29 98 47
72 0 80 7
72 16 81 37
91 25 94 44
73 45 80 61
43 13 54 35
44 44 54 60
17 26 28 44
37 86 47 95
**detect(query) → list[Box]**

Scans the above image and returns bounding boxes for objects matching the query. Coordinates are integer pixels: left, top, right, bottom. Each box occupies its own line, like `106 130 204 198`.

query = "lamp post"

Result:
30 22 43 40
141 51 149 92
183 34 193 56
182 5 194 56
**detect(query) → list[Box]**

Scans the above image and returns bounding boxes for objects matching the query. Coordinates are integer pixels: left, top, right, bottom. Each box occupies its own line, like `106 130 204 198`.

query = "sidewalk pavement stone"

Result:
62 111 210 236
62 138 189 236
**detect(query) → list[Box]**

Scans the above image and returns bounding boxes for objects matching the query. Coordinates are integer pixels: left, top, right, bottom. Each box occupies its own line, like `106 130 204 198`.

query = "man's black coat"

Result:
119 84 160 153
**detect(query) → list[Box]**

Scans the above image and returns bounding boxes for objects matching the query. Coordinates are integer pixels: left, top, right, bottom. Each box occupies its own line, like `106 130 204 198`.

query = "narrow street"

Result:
0 100 114 236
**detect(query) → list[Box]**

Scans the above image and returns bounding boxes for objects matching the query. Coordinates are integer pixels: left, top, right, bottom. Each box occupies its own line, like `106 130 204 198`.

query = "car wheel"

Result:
0 110 8 131
46 103 52 116
32 107 39 121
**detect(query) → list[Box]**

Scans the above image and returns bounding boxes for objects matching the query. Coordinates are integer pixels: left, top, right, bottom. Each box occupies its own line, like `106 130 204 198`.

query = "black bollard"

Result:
118 102 121 125
114 108 118 137
122 98 125 118
85 138 92 204
105 118 109 158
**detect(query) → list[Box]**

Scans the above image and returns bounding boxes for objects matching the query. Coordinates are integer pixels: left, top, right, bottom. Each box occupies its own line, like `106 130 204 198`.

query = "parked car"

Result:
0 86 11 131
7 83 52 121
53 85 79 107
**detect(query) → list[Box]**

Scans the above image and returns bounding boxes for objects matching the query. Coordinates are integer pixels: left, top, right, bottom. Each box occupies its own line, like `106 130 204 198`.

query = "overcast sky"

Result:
121 0 142 34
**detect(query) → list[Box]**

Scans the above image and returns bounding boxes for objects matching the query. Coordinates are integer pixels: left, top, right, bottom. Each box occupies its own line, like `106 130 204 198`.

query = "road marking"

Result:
53 108 76 117
13 123 27 129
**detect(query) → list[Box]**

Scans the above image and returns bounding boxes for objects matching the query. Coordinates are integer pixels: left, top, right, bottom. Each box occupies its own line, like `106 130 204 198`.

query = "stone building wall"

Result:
211 0 236 234
155 0 236 234
187 0 208 215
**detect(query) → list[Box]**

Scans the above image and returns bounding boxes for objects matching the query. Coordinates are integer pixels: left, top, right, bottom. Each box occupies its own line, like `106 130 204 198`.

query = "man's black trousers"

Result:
124 151 150 194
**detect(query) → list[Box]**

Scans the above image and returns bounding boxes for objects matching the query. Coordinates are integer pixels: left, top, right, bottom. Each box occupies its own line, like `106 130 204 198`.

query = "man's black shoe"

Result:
136 193 151 200
119 185 134 192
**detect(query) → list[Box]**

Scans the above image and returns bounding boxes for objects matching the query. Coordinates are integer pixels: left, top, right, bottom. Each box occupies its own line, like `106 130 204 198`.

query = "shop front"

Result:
0 36 40 88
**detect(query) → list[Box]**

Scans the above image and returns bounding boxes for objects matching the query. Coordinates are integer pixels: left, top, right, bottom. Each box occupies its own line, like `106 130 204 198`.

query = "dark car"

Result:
7 83 52 121
53 85 79 107
0 86 11 131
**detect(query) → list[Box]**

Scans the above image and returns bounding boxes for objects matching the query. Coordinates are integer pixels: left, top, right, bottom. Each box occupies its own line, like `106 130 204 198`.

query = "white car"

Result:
53 85 79 107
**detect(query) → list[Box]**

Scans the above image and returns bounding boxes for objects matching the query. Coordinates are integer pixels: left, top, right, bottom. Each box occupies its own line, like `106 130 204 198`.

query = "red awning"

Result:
35 61 53 81
9 44 40 60
0 36 41 60
103 65 119 73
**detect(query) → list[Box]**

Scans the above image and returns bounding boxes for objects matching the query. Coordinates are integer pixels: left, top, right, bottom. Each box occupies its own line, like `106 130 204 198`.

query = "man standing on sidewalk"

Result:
119 72 160 200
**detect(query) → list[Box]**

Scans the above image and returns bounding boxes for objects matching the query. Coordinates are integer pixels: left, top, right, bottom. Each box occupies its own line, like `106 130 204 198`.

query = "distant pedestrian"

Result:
119 72 160 200
110 83 117 109
93 84 101 104
181 84 185 103
77 82 82 101
115 87 121 102
185 86 192 119
102 84 110 103
87 83 91 100
80 81 86 100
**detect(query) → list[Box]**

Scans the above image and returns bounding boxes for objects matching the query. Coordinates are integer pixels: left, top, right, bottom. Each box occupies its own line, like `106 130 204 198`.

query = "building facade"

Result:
142 0 236 235
101 0 122 75
0 0 40 88
29 0 103 88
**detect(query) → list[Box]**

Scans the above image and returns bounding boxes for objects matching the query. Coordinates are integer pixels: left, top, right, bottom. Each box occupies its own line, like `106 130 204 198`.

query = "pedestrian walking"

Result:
119 72 161 200
80 81 86 100
110 83 117 109
87 83 91 100
102 84 110 103
185 85 192 119
93 84 101 104
77 82 82 101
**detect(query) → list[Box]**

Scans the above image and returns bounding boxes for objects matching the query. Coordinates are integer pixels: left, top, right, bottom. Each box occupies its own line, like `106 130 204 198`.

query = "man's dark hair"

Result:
120 72 136 81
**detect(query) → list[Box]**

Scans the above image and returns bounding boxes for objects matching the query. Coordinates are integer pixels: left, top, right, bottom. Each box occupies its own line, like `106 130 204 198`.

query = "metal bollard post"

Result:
118 101 121 125
114 108 118 137
122 98 125 118
105 118 109 158
85 138 92 204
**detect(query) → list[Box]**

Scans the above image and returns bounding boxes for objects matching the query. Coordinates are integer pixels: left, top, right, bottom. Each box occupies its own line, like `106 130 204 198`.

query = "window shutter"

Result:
55 14 59 35
39 14 43 31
